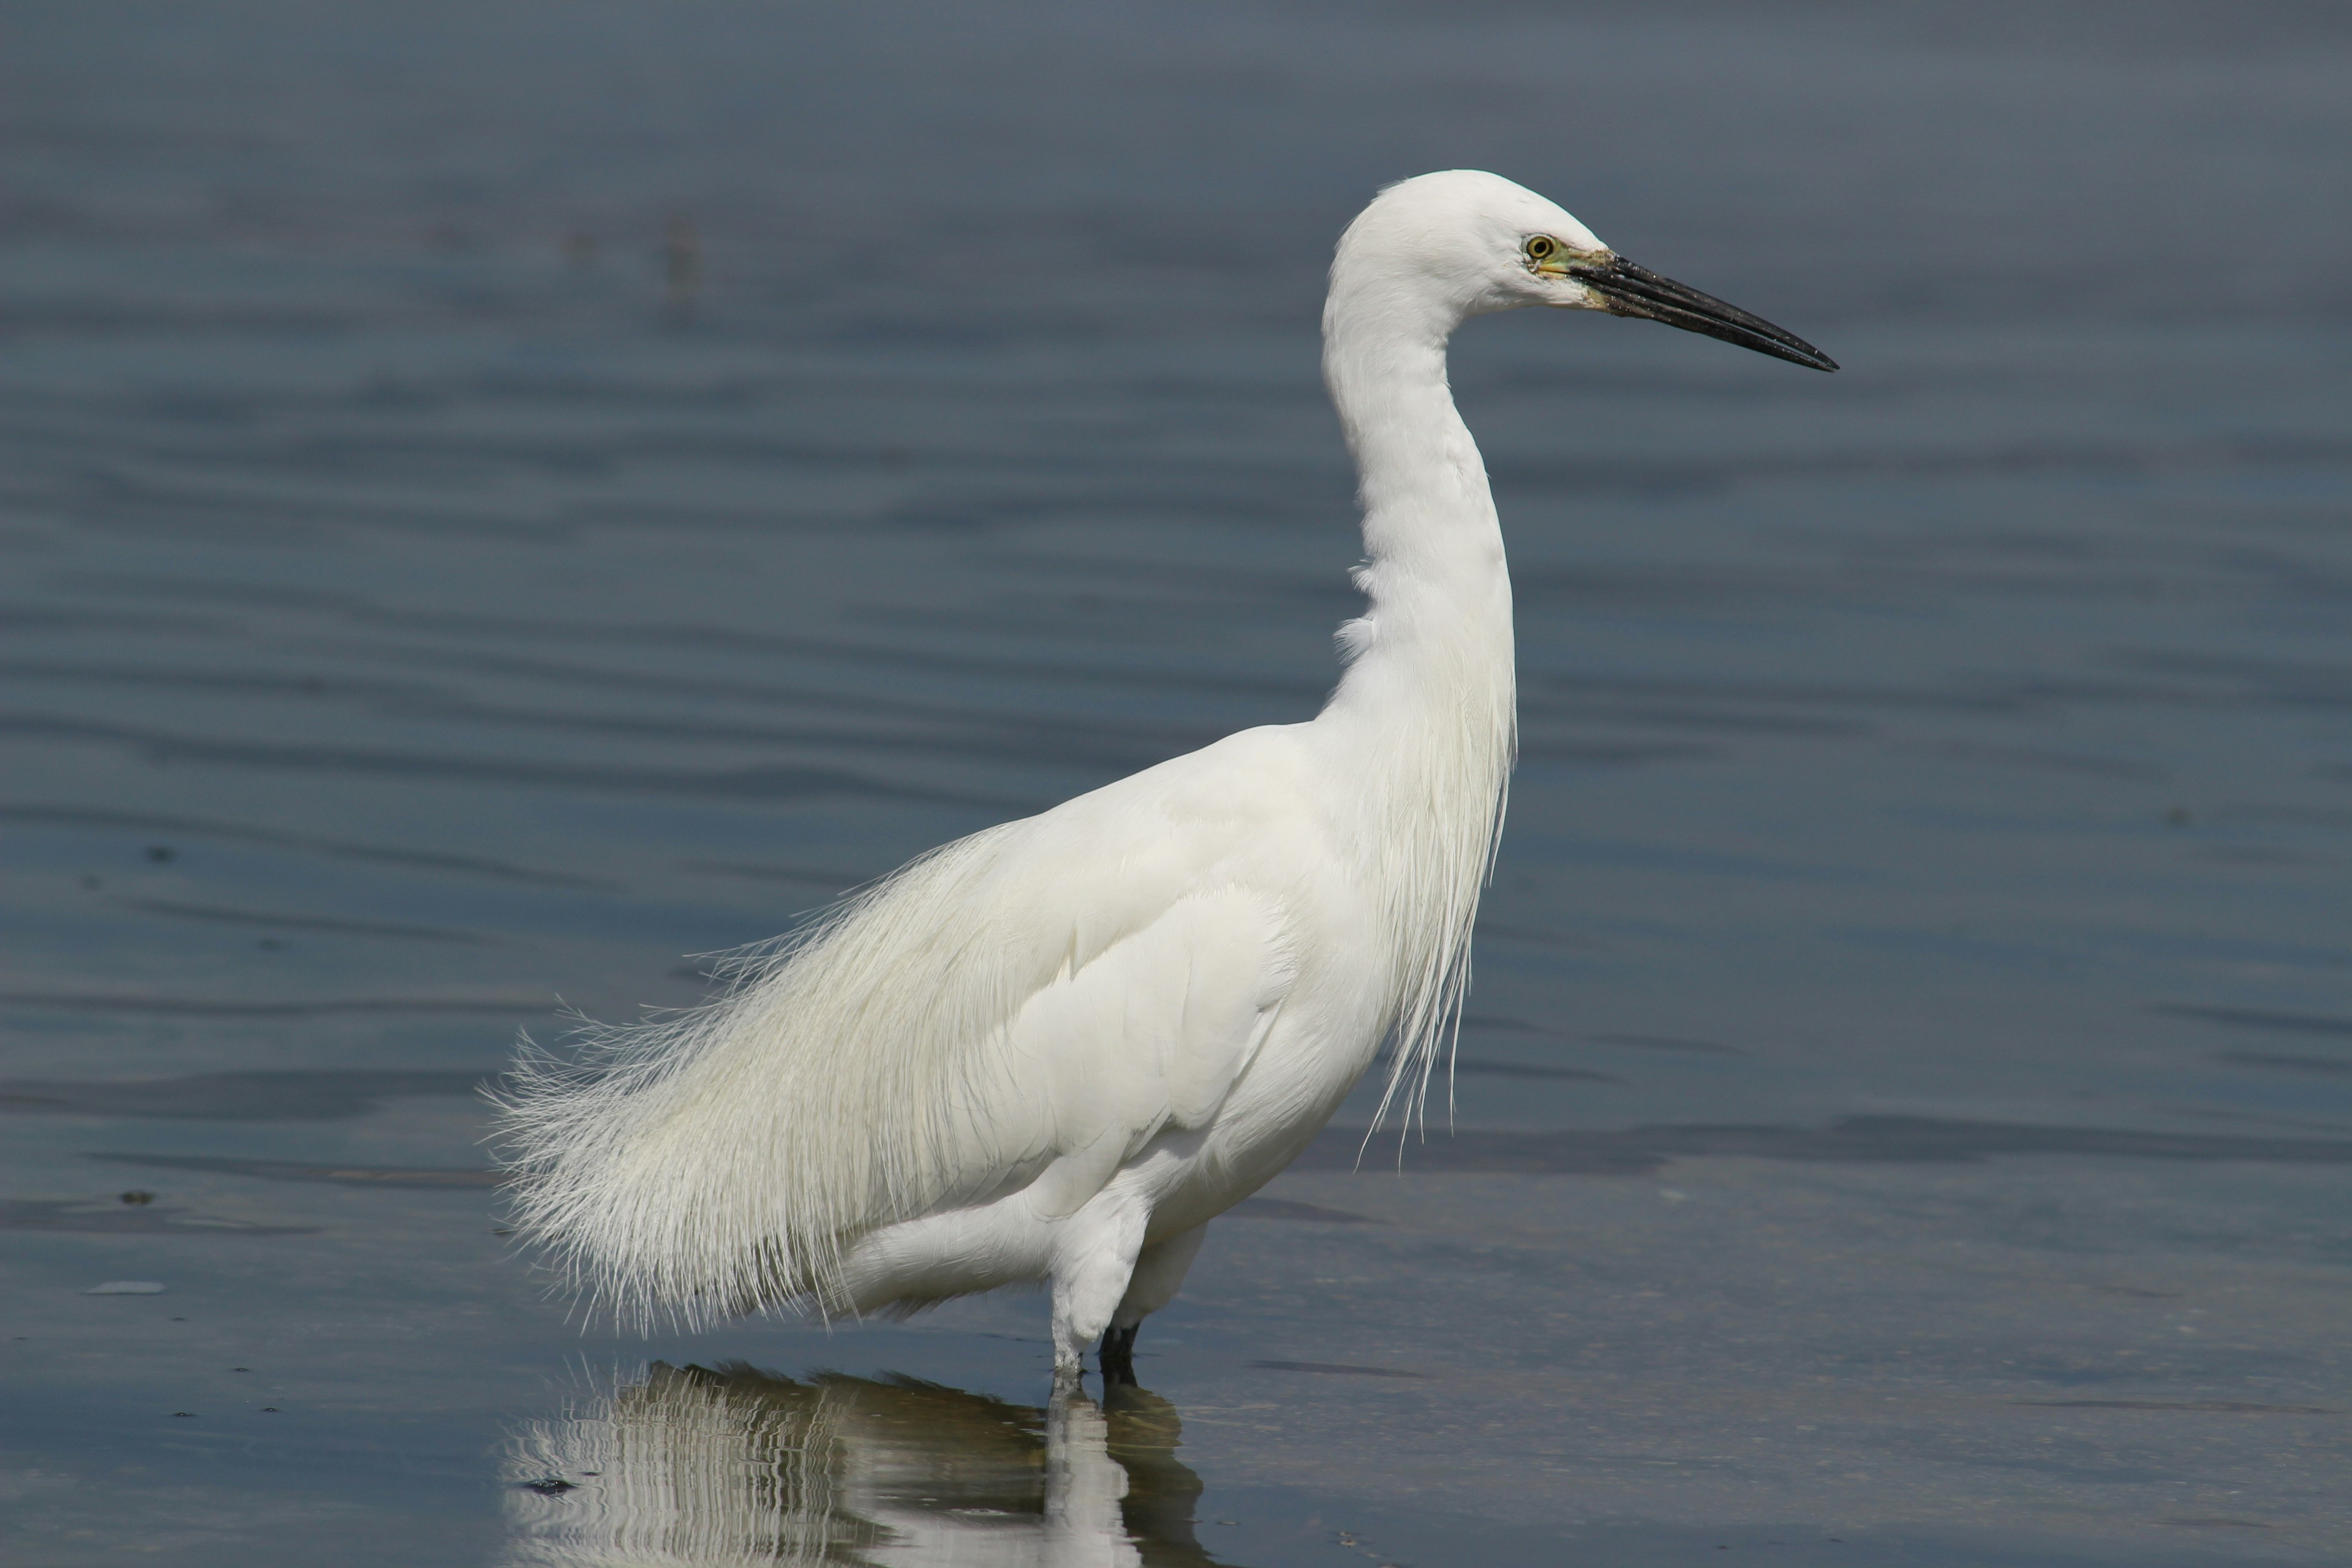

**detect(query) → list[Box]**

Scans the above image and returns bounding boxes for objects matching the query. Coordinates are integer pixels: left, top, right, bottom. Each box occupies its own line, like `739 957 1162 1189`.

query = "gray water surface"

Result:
4 2 2351 1563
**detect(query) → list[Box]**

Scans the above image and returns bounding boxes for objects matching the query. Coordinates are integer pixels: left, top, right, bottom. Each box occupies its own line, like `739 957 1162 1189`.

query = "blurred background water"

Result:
2 1 2349 1562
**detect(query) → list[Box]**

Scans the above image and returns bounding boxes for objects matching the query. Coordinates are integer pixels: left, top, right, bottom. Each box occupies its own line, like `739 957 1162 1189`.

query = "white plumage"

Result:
497 170 1834 1374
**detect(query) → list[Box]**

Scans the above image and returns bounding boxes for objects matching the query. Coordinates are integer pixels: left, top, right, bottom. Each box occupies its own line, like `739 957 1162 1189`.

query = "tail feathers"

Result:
492 998 834 1332
491 827 1026 1333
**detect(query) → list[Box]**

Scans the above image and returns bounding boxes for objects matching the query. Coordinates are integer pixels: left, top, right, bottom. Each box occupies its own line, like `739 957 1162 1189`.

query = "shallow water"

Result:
4 1 2351 1562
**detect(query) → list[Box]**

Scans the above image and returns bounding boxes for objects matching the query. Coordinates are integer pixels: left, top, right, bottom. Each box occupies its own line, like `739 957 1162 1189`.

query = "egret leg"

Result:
1099 1322 1141 1385
1098 1223 1207 1384
1049 1190 1152 1373
1114 1223 1206 1329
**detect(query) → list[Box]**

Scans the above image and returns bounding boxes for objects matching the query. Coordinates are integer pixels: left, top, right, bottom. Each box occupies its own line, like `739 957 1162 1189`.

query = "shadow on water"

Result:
502 1363 1237 1567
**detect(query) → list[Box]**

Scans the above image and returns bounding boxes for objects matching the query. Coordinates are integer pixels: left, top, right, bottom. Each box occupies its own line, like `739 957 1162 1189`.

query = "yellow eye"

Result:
1524 235 1558 263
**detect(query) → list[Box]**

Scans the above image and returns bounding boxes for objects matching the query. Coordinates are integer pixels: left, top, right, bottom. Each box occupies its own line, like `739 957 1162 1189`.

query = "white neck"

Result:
1320 276 1515 728
1314 263 1518 1129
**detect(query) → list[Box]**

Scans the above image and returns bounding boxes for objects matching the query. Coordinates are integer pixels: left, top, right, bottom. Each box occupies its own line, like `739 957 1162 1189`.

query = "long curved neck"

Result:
1319 278 1516 744
1314 265 1518 1131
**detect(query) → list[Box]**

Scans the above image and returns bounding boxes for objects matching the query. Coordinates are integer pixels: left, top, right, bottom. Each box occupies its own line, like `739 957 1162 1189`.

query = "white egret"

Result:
497 170 1834 1378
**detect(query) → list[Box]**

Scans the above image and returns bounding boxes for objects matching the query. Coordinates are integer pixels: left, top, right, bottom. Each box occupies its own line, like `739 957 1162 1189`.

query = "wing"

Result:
925 722 1317 1220
978 883 1295 1221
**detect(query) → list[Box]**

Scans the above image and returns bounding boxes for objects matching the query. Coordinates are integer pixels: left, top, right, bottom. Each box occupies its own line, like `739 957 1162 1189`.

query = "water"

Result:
4 1 2350 1561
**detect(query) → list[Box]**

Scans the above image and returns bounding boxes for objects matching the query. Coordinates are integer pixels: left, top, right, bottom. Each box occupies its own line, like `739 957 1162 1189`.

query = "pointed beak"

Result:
1567 256 1838 372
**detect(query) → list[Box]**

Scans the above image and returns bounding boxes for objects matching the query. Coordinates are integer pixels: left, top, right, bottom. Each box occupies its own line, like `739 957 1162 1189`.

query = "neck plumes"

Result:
1317 265 1517 1134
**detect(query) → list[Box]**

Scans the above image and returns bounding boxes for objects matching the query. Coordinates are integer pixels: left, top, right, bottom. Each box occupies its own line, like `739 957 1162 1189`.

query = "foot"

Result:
1098 1321 1139 1385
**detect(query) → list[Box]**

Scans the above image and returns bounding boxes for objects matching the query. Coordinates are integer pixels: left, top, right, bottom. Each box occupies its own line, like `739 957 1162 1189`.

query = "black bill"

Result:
1567 256 1838 372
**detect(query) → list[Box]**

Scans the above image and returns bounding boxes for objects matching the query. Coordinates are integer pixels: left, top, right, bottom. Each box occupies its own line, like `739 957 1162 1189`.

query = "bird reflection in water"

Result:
502 1362 1238 1566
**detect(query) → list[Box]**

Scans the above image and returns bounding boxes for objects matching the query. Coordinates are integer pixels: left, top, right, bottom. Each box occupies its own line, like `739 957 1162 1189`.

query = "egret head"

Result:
1336 170 1836 372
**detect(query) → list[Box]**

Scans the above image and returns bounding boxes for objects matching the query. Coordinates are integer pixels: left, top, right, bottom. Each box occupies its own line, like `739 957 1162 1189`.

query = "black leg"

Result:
1099 1322 1139 1385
